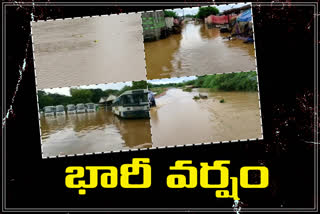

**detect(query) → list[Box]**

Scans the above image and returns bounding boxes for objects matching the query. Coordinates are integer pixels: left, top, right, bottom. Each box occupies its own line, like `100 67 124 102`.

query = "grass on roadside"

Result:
149 87 167 96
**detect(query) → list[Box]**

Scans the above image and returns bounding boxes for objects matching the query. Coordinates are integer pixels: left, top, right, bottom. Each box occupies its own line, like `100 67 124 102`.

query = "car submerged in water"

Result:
112 89 149 119
76 103 86 114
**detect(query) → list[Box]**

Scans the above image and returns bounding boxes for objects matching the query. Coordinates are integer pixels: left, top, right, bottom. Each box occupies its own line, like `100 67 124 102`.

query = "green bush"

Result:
164 11 178 18
182 87 192 92
193 96 200 100
192 71 258 91
147 71 258 93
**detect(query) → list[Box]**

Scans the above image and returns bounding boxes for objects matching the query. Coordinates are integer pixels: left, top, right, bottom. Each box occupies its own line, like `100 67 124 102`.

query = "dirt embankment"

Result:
154 88 168 98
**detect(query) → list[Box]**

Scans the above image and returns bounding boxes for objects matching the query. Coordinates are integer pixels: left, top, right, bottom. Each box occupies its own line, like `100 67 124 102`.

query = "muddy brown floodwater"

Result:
150 88 262 147
32 14 146 89
144 22 256 80
40 110 152 157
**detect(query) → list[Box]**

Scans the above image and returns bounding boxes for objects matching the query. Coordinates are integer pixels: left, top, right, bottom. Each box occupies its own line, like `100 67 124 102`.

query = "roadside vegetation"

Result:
191 71 258 91
148 71 258 93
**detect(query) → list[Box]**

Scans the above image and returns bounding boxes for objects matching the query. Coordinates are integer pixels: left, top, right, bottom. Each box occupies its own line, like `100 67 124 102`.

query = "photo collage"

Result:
31 3 263 158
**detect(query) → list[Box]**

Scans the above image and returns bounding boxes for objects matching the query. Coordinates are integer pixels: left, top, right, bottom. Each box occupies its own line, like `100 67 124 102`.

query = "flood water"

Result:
150 88 262 147
41 110 152 157
32 14 146 89
144 22 256 80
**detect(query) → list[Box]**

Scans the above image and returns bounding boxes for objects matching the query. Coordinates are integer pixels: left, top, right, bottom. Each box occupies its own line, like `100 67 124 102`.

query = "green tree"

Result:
70 88 93 104
192 71 257 91
117 86 132 96
195 7 219 19
38 90 54 109
38 90 73 109
90 89 105 103
131 80 148 90
164 10 178 18
103 89 119 97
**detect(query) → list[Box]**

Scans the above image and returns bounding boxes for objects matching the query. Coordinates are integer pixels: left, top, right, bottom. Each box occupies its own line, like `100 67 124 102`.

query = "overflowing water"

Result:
32 14 146 89
41 110 152 157
145 22 256 80
150 88 262 147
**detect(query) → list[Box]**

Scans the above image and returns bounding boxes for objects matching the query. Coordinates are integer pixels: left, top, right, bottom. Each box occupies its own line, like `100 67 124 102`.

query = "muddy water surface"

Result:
32 14 146 89
145 23 255 79
150 88 262 147
41 110 152 157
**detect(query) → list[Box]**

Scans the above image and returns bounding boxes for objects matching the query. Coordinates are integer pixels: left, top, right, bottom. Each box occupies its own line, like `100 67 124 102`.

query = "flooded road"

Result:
144 23 256 80
32 14 146 89
150 88 262 147
41 110 152 157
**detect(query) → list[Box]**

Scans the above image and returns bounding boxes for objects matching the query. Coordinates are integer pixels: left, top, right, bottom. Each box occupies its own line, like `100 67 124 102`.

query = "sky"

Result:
148 76 197 85
43 81 132 96
171 3 250 16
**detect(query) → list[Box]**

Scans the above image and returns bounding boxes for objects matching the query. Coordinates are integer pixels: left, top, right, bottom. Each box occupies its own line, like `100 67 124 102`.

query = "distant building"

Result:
142 11 166 42
99 97 108 105
222 4 251 15
106 95 116 105
99 95 117 110
165 17 174 29
205 14 237 28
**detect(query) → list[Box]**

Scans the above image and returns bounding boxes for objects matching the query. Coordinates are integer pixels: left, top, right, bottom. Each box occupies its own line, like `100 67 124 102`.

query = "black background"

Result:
2 0 318 212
